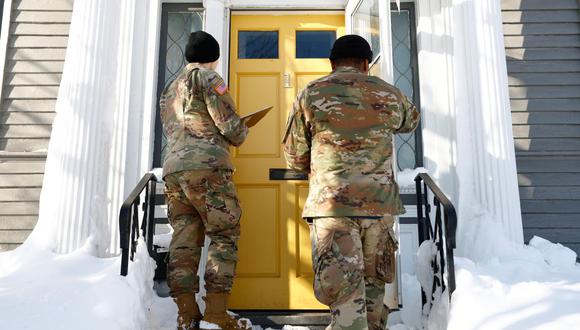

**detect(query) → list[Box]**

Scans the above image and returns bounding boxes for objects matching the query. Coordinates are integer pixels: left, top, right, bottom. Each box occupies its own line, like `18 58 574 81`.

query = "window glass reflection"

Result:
391 10 418 171
352 0 380 61
296 31 336 58
238 31 279 59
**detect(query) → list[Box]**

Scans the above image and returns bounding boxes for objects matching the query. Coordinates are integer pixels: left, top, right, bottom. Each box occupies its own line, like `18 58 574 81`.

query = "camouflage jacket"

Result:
283 66 420 217
160 63 248 177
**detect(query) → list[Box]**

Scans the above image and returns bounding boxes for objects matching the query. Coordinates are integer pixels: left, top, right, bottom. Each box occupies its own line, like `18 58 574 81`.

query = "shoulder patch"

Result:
210 76 228 96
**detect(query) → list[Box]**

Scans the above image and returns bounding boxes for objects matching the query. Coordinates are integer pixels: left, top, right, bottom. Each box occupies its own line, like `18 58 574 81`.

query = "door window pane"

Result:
296 31 336 58
352 0 380 61
238 31 279 59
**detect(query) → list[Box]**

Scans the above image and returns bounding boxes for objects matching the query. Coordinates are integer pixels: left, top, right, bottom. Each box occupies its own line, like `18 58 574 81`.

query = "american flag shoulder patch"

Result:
211 78 228 96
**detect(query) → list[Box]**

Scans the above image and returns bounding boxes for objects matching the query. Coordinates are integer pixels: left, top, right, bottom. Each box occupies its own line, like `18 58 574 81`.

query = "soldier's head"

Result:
185 31 220 70
329 34 373 73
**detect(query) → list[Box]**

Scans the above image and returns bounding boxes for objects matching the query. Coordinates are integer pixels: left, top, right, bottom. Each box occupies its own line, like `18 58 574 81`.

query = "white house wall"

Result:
0 0 74 251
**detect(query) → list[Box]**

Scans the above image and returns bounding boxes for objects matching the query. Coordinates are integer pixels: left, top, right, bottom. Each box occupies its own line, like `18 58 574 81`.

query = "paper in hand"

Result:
241 106 273 128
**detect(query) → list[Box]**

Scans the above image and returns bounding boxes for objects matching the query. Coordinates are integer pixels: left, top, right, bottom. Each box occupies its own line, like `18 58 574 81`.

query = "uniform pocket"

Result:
204 169 242 231
312 225 362 306
376 230 398 283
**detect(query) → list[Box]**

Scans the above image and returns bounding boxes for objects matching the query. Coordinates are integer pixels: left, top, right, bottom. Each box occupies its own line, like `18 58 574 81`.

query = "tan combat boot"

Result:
175 294 202 330
201 293 245 330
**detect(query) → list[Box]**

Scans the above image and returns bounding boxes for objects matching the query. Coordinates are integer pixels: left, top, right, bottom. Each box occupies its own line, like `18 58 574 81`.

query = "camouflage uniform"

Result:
284 66 419 329
160 63 248 299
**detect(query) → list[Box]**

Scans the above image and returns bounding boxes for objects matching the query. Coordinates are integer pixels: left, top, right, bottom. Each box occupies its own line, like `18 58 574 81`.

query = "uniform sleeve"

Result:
283 91 311 172
394 94 420 134
201 70 248 146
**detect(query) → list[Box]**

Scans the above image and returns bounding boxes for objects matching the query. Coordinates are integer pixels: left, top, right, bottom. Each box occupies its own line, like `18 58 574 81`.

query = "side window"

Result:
353 0 423 171
391 4 422 170
154 4 204 167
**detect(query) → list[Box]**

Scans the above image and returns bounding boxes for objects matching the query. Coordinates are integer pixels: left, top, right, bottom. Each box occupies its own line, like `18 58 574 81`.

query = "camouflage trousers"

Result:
164 169 241 297
309 216 398 330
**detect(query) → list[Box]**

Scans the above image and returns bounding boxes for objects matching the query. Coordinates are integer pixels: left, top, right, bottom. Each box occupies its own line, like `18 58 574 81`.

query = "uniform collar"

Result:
333 66 364 74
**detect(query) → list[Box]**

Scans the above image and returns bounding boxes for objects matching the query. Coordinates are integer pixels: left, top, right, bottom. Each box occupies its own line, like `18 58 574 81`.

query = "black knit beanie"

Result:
329 34 373 62
185 31 220 63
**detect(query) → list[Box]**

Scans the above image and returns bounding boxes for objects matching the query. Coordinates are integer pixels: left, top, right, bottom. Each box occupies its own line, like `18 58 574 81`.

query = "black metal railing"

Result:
415 173 457 309
119 173 157 276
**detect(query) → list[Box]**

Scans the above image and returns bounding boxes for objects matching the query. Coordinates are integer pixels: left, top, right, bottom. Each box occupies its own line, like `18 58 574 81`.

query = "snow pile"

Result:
149 167 164 182
0 239 156 330
396 240 449 330
397 167 429 188
448 252 580 330
415 240 437 309
153 232 173 249
389 234 580 330
529 236 577 269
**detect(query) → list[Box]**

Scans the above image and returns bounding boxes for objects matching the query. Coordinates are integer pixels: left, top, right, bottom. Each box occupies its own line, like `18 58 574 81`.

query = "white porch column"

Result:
204 0 228 77
29 0 153 256
453 0 523 252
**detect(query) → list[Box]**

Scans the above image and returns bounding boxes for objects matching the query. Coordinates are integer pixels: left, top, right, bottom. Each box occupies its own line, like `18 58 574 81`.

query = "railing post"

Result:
435 199 446 294
147 180 157 256
445 208 457 296
415 176 426 243
119 206 131 276
118 173 159 276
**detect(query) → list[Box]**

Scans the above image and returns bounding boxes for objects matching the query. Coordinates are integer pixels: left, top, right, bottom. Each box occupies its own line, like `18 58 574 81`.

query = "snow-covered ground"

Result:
1 235 578 329
0 239 314 330
0 239 156 329
386 236 580 330
1 167 579 329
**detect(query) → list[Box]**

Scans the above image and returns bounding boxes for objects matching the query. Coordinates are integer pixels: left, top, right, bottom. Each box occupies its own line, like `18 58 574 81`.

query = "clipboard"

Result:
241 106 273 128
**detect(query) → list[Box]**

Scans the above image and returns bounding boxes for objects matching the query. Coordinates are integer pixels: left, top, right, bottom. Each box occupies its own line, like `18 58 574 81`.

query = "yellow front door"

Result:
228 14 345 309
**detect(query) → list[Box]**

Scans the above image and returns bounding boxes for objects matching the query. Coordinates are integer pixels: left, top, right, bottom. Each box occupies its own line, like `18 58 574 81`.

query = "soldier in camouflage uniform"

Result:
283 35 420 330
160 31 248 330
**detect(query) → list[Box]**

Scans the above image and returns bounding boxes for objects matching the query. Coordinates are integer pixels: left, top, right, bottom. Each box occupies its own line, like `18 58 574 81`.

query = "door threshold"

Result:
232 310 330 329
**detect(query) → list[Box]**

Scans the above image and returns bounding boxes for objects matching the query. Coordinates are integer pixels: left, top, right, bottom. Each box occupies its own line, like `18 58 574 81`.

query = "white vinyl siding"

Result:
0 0 73 251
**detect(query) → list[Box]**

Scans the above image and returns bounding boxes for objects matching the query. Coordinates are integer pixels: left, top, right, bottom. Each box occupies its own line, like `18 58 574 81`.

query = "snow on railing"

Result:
415 173 457 312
